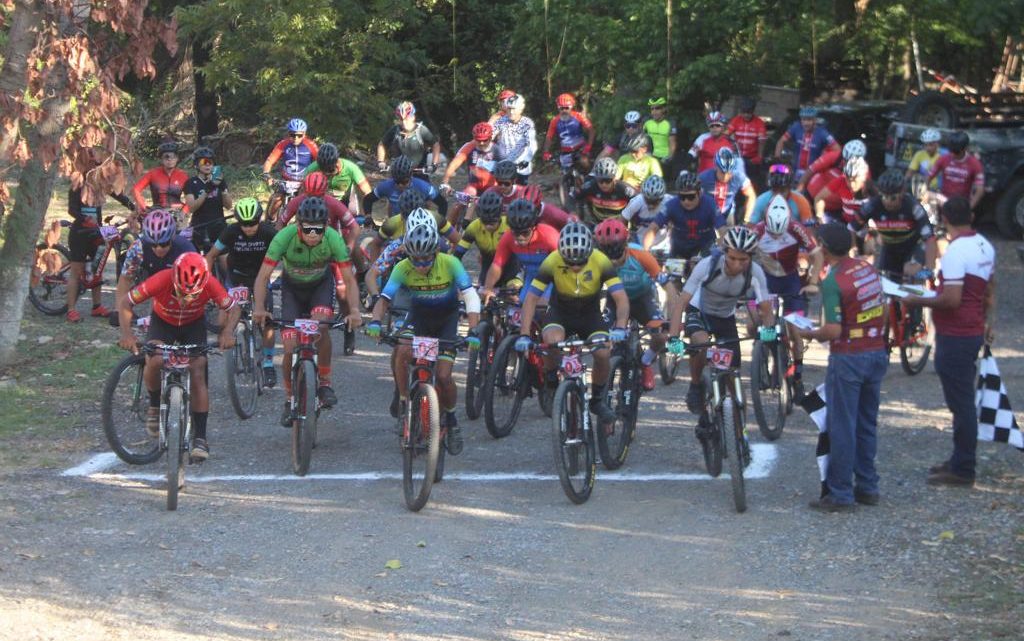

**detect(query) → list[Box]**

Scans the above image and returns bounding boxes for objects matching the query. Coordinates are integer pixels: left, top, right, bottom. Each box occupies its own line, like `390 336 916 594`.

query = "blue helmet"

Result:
798 106 818 119
287 118 308 134
714 147 737 173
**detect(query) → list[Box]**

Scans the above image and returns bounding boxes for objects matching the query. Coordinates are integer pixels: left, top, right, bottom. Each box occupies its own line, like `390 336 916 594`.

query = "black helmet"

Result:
296 196 328 225
157 141 179 155
506 198 538 232
737 96 757 113
476 190 503 224
193 146 214 161
318 142 339 169
623 133 650 152
947 130 969 154
876 169 906 196
391 156 413 181
397 189 426 216
674 170 701 193
767 164 794 190
493 160 518 182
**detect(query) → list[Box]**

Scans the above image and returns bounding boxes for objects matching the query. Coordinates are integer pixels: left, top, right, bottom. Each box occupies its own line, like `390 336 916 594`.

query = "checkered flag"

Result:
976 346 1024 451
799 384 831 497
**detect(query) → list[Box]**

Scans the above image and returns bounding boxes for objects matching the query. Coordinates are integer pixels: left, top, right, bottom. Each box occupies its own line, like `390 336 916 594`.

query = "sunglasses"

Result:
497 180 513 187
197 158 213 165
597 178 614 184
644 196 663 205
153 240 172 248
679 192 699 201
239 220 260 227
558 106 571 111
709 123 724 129
625 123 640 129
411 256 435 268
301 225 325 235
290 133 304 139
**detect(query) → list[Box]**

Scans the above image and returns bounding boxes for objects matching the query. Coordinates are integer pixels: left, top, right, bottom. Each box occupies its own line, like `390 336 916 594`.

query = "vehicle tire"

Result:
901 91 959 129
598 355 635 470
292 359 317 476
700 369 723 478
750 340 786 441
724 396 747 513
900 307 933 376
995 178 1024 240
28 243 71 315
483 334 527 438
404 382 440 511
165 384 186 511
102 353 161 465
226 324 259 419
551 379 596 504
464 320 492 420
659 351 680 385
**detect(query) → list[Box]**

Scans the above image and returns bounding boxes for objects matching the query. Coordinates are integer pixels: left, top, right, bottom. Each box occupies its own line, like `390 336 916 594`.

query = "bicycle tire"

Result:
659 351 680 385
724 395 747 513
404 382 440 511
536 358 554 418
434 431 447 483
292 359 317 476
552 379 596 504
598 355 634 470
102 353 161 465
900 308 933 376
750 340 786 441
483 334 527 439
701 370 723 478
464 320 492 420
226 324 259 419
28 244 71 315
165 384 186 511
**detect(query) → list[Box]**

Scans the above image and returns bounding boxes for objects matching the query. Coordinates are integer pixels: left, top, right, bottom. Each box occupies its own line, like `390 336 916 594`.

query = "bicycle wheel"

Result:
535 358 554 417
292 359 317 476
900 307 933 375
165 384 186 511
483 335 527 438
598 355 635 470
434 430 447 484
102 353 161 465
404 382 440 511
659 351 680 385
464 320 492 420
226 323 259 419
700 370 723 478
724 395 747 513
551 379 596 504
28 244 71 315
750 340 786 441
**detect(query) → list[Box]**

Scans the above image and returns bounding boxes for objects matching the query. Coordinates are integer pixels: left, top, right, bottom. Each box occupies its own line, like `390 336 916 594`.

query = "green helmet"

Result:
235 197 263 224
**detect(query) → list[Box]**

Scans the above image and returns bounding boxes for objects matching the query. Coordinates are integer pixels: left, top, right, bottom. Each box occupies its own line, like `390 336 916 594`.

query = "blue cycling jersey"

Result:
654 194 724 259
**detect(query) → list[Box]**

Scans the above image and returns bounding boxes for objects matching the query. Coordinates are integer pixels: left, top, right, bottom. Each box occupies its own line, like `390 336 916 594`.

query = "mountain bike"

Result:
881 271 934 375
603 321 652 470
102 316 160 465
464 288 517 420
748 296 795 441
656 256 689 384
223 286 267 419
483 312 553 438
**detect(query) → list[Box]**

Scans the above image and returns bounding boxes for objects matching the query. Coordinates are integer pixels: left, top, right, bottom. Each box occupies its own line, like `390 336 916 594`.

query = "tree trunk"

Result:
192 39 220 139
0 0 44 169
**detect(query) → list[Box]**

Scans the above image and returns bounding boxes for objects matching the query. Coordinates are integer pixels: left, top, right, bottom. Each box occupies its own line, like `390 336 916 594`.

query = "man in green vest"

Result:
644 97 678 180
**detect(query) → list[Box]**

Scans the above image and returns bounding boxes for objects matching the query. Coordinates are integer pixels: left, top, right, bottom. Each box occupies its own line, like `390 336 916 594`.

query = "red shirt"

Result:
491 224 560 278
929 153 984 200
129 268 233 327
752 219 816 276
132 167 189 212
823 176 868 224
726 115 767 163
689 133 734 173
454 141 499 189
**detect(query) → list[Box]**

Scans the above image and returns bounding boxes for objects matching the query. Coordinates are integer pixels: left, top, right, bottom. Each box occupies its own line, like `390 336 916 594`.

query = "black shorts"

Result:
876 243 922 282
400 306 460 361
480 254 521 288
607 290 664 328
68 225 102 263
280 275 335 321
683 305 741 366
543 303 609 341
190 219 227 253
147 313 208 346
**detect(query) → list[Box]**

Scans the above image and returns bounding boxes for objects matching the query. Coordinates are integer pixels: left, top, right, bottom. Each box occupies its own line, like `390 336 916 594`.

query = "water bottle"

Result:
641 347 656 366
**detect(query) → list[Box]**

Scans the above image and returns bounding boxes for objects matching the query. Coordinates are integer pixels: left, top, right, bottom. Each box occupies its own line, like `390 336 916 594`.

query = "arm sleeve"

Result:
132 172 151 210
636 249 662 279
263 141 286 172
111 191 135 211
380 261 407 301
809 148 840 174
206 277 234 312
792 193 814 223
491 233 513 268
545 118 558 143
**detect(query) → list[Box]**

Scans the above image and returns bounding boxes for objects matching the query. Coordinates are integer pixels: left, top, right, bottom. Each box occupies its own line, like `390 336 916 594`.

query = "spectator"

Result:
726 97 768 190
926 131 985 211
644 97 678 177
688 111 734 174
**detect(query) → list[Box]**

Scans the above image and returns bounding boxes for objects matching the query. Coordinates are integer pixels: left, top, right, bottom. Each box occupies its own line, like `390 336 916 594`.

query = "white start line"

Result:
61 445 778 483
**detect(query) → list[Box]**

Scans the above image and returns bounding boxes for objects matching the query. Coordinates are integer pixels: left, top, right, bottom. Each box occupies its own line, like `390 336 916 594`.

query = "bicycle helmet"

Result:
721 226 759 254
173 252 209 296
798 106 818 119
876 168 906 196
641 174 666 200
404 222 439 258
521 184 543 207
623 133 649 152
303 171 328 197
714 147 737 173
765 196 791 235
947 130 969 154
193 146 214 166
842 139 867 160
920 128 941 144
234 197 263 224
706 111 727 127
675 170 701 193
157 141 179 155
296 196 328 225
843 156 868 179
397 188 426 215
390 156 413 181
406 207 438 232
493 160 517 182
394 101 416 120
767 163 793 189
593 156 619 181
556 93 576 109
476 191 503 224
624 110 642 125
142 208 176 244
648 96 667 107
506 198 538 232
504 93 525 111
472 121 493 142
558 221 593 265
594 218 628 259
287 118 308 134
317 142 339 169
498 88 516 103
737 96 757 113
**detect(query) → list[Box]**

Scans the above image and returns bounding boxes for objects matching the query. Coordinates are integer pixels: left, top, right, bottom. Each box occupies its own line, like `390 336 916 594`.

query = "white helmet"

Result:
842 139 867 160
722 226 759 254
624 110 642 125
406 207 437 232
765 195 791 235
920 128 941 144
641 175 666 200
404 222 439 258
558 221 593 265
503 93 525 111
843 156 868 179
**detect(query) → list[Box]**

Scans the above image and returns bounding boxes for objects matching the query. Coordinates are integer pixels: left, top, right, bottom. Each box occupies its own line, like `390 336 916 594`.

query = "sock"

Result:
318 365 331 386
149 389 160 408
192 412 208 440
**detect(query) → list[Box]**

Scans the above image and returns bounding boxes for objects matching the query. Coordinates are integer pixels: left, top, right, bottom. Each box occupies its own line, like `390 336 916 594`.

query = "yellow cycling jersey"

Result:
379 210 452 241
528 249 624 309
457 217 508 257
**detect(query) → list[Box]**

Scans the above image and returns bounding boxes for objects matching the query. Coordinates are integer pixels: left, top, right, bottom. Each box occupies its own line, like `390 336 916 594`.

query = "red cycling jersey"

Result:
726 115 767 164
928 153 984 200
132 167 189 212
481 185 571 230
280 193 359 244
688 134 735 173
454 141 499 190
128 268 233 327
823 176 869 224
752 219 817 276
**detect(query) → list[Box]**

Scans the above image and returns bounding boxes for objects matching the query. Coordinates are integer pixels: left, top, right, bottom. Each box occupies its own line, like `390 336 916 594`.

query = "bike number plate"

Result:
136 315 151 328
562 353 584 377
412 336 439 362
507 306 522 326
179 227 193 241
455 191 473 205
294 319 319 335
559 153 575 168
707 346 733 370
228 286 250 302
99 225 120 242
664 259 686 276
163 351 190 369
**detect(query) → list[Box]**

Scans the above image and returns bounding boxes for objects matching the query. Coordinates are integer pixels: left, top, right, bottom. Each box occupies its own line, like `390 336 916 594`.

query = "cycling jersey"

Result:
380 122 437 168
821 257 885 354
726 115 767 163
263 224 351 285
132 167 188 212
304 159 366 198
452 141 500 189
378 210 454 242
621 193 667 228
783 123 836 171
528 250 623 313
365 177 446 218
68 187 133 228
265 138 319 182
280 193 358 239
616 154 662 189
822 175 869 224
688 133 734 173
491 223 560 288
128 267 233 327
479 185 571 230
381 253 472 311
456 217 508 259
928 153 984 200
906 149 941 189
698 166 751 217
578 178 635 222
807 166 842 204
214 222 278 282
933 232 994 336
183 175 229 227
122 234 194 283
493 115 538 174
684 253 769 318
749 191 814 225
616 246 661 300
643 118 677 159
853 196 934 248
751 219 817 277
545 111 592 152
654 193 724 259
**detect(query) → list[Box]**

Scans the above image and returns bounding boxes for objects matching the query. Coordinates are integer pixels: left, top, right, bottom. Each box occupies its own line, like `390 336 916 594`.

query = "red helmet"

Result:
594 218 629 250
556 93 576 109
521 184 543 207
173 252 209 296
303 171 328 197
472 122 493 142
498 88 516 102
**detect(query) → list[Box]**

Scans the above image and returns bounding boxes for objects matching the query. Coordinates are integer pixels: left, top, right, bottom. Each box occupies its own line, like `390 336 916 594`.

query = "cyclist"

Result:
726 97 768 190
205 197 280 386
578 156 637 224
367 222 481 455
262 118 318 222
366 208 440 302
116 208 195 312
541 93 594 166
926 130 985 211
440 121 500 225
773 106 840 183
698 147 756 225
303 142 373 213
749 164 814 225
488 88 517 124
373 180 457 253
666 226 774 413
598 110 645 160
363 155 449 223
117 252 241 460
622 175 669 243
132 141 188 217
481 162 572 229
905 128 943 189
803 139 869 202
644 97 678 175
377 101 441 174
454 190 517 286
492 93 538 184
252 197 363 426
751 198 824 398
642 171 724 261
688 111 735 174
279 172 361 252
480 198 560 304
616 133 663 190
814 156 871 226
184 146 232 254
594 218 667 390
515 221 629 427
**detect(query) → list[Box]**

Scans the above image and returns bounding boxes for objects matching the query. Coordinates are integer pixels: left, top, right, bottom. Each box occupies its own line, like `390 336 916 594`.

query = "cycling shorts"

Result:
543 303 609 342
147 313 208 346
399 306 460 362
683 305 741 366
281 274 334 321
765 272 806 315
606 290 663 328
68 225 102 263
876 244 923 283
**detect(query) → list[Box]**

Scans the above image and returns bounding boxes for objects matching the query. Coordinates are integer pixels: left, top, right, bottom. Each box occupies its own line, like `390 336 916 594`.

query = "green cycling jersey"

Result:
265 224 351 285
